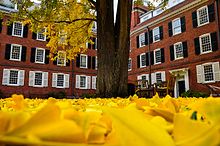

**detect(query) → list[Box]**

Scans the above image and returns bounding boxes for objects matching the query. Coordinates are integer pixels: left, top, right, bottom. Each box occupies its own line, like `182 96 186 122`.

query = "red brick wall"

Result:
0 16 97 98
129 0 220 95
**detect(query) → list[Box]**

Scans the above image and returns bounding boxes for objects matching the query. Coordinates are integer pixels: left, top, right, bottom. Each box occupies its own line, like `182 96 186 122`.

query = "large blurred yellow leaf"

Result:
173 113 220 146
103 107 175 146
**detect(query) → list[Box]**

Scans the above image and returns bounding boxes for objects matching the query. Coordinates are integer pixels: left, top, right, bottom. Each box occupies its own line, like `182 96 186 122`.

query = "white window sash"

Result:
139 33 145 47
197 6 209 26
199 33 212 54
10 44 22 61
12 22 23 37
140 53 146 68
172 18 181 35
154 48 161 64
36 28 46 41
152 27 160 42
35 48 45 64
57 51 67 66
174 42 184 60
80 54 88 68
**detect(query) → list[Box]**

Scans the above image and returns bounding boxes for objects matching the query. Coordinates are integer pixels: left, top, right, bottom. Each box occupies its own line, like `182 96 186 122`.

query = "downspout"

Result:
146 26 151 86
71 60 74 96
215 0 220 48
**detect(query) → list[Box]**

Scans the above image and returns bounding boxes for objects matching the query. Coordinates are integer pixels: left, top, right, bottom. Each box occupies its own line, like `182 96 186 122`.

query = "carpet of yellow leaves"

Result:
0 93 220 146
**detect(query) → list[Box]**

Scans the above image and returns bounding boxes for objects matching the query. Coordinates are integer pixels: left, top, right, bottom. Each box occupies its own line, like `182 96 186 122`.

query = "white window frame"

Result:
197 6 209 27
174 42 184 60
10 44 22 61
172 18 181 35
196 62 220 83
154 48 161 64
12 21 23 37
137 74 149 88
75 75 91 89
37 28 46 41
128 58 132 71
139 33 145 48
57 51 66 66
80 54 88 68
140 53 146 68
2 69 24 86
199 33 212 54
52 73 69 88
152 27 160 42
35 48 45 64
29 71 48 87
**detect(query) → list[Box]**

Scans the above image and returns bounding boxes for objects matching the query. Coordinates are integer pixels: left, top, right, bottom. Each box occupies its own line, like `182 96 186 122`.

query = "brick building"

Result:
0 2 97 97
129 0 220 97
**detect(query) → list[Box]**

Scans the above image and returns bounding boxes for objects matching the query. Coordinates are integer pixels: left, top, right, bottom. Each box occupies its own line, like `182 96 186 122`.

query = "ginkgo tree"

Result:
7 0 164 97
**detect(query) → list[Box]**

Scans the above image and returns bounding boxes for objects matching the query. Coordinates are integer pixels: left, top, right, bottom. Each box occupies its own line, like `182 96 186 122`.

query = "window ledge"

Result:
197 22 209 27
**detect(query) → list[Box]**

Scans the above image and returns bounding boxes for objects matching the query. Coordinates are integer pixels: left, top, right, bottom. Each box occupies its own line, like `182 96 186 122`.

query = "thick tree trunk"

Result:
96 0 132 97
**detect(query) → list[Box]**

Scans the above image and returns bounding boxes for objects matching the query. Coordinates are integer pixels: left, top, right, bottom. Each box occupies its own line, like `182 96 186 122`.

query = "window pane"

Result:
11 45 21 60
34 72 43 86
141 54 146 67
57 74 64 87
156 73 162 83
155 50 161 63
204 65 214 82
80 76 86 88
9 70 18 85
139 33 145 47
57 52 66 66
37 28 46 41
153 27 160 41
198 7 209 25
80 55 87 68
201 35 211 53
13 22 22 36
128 59 132 70
173 19 181 35
36 49 44 63
175 43 183 59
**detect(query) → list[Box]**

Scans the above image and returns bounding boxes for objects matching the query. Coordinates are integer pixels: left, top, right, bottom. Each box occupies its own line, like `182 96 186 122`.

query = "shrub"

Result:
81 93 97 98
0 90 4 98
47 91 66 99
181 90 209 98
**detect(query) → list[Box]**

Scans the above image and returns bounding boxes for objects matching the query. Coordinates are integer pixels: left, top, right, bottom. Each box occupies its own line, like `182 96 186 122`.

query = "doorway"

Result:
177 80 186 96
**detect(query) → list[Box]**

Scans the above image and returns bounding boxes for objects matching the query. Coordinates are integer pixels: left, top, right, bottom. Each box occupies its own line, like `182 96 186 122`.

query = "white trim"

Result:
172 18 181 36
139 33 145 48
10 44 22 61
2 69 24 86
197 5 209 27
80 54 88 68
140 53 146 68
35 48 45 64
57 51 66 66
152 27 160 43
12 21 23 37
174 42 184 60
199 33 212 54
154 48 161 65
36 28 46 41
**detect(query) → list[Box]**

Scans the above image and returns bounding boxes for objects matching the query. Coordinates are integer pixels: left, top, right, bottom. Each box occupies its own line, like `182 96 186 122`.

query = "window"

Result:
59 30 67 44
37 28 46 41
34 72 43 86
196 62 220 83
172 18 181 35
128 58 132 71
10 44 22 61
137 74 149 88
140 53 146 68
200 34 212 53
2 69 24 86
75 75 91 89
204 64 214 82
80 76 86 89
155 73 163 83
35 48 45 63
139 33 145 47
57 51 66 66
52 73 69 88
174 42 184 59
12 22 23 37
153 27 160 42
154 49 161 64
29 71 48 87
80 54 87 68
197 6 209 26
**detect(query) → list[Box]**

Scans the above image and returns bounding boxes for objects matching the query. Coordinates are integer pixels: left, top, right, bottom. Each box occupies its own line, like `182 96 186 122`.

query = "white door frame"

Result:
170 68 189 97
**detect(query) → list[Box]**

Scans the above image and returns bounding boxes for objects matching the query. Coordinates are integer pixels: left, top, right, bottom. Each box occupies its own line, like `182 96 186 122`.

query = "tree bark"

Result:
96 0 132 97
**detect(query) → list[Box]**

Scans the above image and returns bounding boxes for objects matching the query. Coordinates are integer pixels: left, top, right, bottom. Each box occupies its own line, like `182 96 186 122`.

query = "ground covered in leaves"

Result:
0 94 220 146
